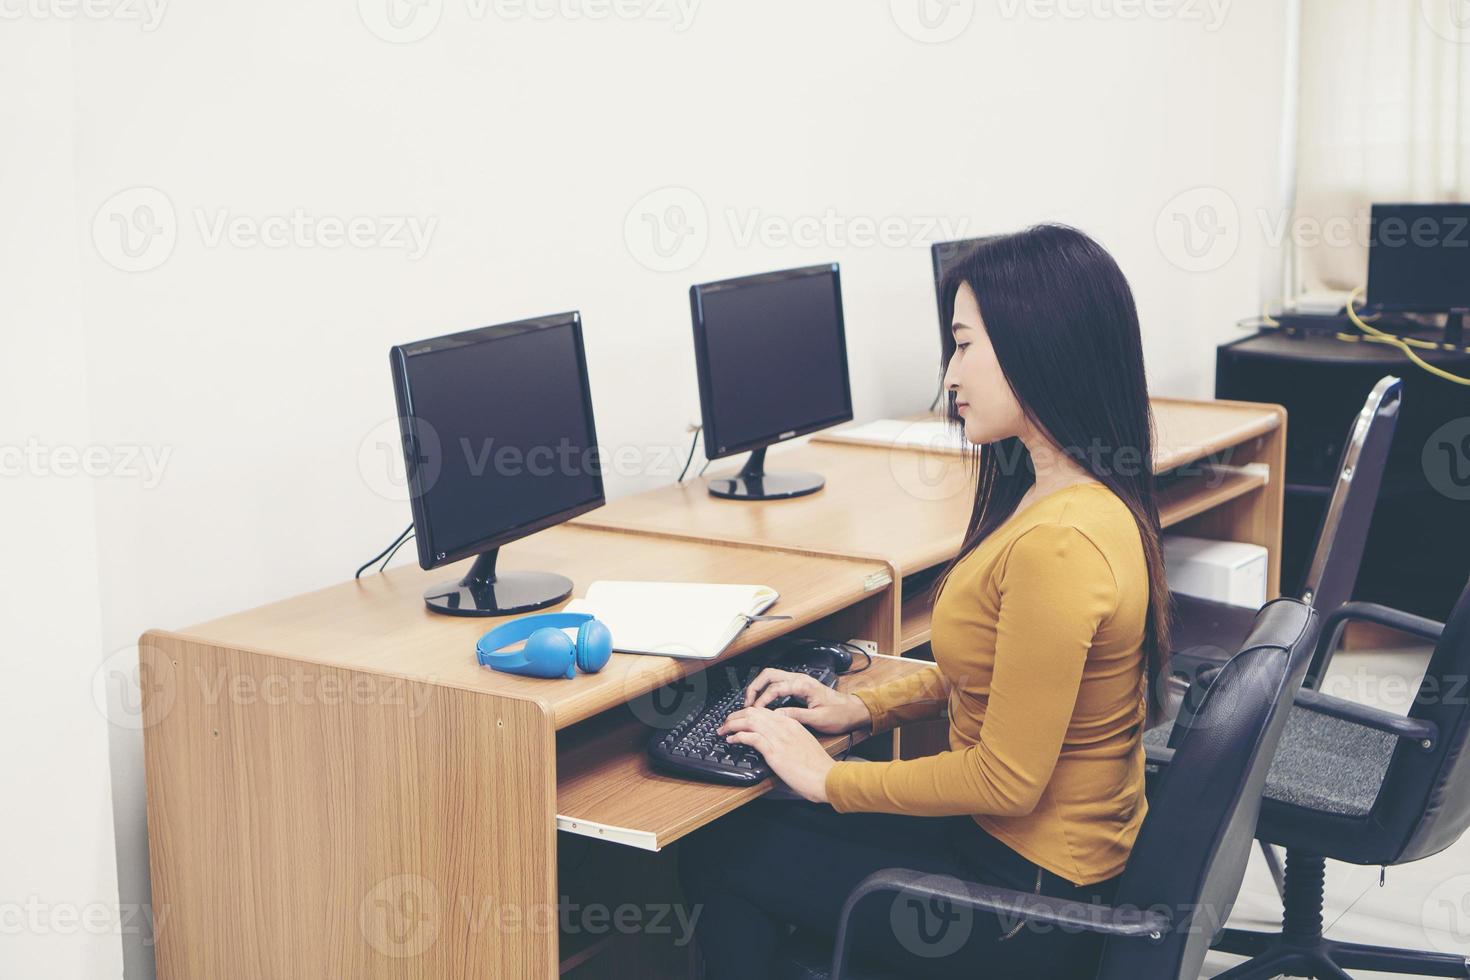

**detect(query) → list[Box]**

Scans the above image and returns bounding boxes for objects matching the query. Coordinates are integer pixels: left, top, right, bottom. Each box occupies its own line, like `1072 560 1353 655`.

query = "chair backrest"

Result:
1374 576 1470 864
1096 599 1319 980
1300 375 1402 614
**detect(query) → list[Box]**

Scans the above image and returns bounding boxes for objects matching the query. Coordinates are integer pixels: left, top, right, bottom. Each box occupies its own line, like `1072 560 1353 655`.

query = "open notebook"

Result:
562 581 782 660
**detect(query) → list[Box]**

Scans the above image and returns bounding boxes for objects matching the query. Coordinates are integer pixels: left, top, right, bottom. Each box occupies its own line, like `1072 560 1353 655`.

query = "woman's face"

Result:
943 282 1026 445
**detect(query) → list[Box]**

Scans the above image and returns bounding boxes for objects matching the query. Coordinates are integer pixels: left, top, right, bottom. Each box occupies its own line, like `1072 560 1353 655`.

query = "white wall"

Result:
1 24 124 980
8 2 1291 976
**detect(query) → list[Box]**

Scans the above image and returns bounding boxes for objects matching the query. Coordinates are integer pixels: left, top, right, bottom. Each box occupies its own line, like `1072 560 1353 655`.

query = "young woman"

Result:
679 225 1172 979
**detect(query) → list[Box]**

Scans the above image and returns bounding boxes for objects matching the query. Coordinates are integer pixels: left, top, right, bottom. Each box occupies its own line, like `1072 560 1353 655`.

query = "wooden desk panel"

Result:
142 634 561 980
170 523 895 730
813 398 1283 473
576 409 1284 578
576 441 974 577
144 525 902 980
1150 397 1285 472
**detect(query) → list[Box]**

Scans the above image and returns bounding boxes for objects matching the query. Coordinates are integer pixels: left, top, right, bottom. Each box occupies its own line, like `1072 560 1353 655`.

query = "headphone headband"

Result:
476 612 594 665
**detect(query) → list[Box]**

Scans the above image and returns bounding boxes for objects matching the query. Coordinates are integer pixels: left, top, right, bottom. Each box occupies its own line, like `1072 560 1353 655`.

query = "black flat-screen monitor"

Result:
689 264 852 500
389 312 604 615
1368 203 1470 345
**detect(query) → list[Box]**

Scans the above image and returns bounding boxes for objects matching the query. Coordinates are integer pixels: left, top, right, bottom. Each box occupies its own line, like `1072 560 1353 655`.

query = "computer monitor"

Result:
389 312 604 616
690 263 853 500
1368 203 1470 346
930 237 996 409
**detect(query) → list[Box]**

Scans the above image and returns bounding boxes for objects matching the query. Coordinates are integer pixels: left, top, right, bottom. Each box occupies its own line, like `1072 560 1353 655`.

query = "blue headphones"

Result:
475 612 613 679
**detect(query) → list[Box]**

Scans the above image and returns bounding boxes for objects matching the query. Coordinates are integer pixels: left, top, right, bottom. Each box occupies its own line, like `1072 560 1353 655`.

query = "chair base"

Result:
1209 851 1470 979
1212 928 1470 978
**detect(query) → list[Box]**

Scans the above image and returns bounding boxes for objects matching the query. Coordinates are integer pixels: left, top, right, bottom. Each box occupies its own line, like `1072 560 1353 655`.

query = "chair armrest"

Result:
1310 602 1445 687
830 868 1166 979
1145 744 1175 770
1293 688 1440 750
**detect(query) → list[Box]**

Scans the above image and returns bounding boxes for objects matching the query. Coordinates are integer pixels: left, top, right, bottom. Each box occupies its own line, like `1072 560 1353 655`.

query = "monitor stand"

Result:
422 548 573 617
1446 309 1466 349
708 446 825 501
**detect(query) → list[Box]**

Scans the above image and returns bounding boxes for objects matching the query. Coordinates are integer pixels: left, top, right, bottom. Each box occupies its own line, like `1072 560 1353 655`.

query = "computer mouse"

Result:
827 643 854 673
795 640 853 673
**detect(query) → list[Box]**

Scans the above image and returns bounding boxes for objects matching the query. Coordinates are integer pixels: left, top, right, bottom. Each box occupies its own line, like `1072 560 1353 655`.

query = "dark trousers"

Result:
678 798 1120 979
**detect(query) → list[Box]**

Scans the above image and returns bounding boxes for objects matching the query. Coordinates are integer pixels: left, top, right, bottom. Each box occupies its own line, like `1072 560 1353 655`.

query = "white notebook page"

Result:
562 581 779 659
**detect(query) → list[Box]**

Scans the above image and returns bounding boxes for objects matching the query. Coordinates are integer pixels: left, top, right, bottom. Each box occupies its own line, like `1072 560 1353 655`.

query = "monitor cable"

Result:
377 530 415 573
356 523 413 579
677 425 703 483
1343 287 1469 386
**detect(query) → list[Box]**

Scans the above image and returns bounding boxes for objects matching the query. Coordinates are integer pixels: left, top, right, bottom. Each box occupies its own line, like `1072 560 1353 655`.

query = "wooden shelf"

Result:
555 654 929 850
900 591 934 653
1158 464 1268 527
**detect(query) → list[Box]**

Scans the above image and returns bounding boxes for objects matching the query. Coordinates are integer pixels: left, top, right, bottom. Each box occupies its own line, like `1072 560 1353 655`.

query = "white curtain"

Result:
1291 0 1470 297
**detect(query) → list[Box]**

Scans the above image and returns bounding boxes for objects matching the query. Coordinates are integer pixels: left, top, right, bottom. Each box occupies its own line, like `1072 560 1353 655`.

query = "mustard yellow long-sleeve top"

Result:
824 482 1151 886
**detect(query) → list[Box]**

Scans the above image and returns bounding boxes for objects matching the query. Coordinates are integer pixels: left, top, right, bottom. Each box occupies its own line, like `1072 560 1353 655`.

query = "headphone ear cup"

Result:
575 619 613 673
523 627 577 679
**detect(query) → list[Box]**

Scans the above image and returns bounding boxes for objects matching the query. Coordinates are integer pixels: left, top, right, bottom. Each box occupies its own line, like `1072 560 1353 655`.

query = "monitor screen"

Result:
389 313 604 569
1368 203 1470 312
931 237 996 336
690 264 853 459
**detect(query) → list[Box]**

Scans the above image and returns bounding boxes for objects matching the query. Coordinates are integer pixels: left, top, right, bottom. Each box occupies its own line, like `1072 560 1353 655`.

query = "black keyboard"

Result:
646 645 847 785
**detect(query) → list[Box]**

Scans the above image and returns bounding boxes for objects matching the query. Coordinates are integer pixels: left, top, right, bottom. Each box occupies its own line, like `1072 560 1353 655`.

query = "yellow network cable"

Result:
1345 287 1470 386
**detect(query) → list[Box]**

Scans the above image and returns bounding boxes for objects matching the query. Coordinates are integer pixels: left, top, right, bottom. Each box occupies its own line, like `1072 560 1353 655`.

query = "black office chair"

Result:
1168 375 1403 681
1151 375 1402 894
798 599 1320 980
1207 577 1470 979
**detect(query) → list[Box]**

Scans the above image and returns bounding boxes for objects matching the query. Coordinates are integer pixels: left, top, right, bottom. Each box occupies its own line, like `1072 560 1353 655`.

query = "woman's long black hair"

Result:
932 224 1173 725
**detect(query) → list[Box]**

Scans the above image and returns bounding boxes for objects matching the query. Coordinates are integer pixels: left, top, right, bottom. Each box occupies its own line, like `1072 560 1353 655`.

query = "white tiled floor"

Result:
1199 645 1470 978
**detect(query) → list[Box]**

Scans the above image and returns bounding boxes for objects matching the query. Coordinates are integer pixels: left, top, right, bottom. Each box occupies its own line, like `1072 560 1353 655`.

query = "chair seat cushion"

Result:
1153 703 1394 820
1262 704 1396 817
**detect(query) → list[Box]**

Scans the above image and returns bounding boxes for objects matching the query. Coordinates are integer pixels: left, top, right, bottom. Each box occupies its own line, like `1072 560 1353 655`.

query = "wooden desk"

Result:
141 523 928 979
575 397 1288 655
142 397 1286 978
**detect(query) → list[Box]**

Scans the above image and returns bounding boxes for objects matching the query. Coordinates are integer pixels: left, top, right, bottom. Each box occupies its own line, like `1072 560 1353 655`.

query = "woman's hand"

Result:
718 706 837 803
742 668 872 735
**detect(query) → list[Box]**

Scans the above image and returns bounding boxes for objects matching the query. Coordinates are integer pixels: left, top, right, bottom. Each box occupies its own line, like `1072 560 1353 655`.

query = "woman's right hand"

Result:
743 668 872 735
